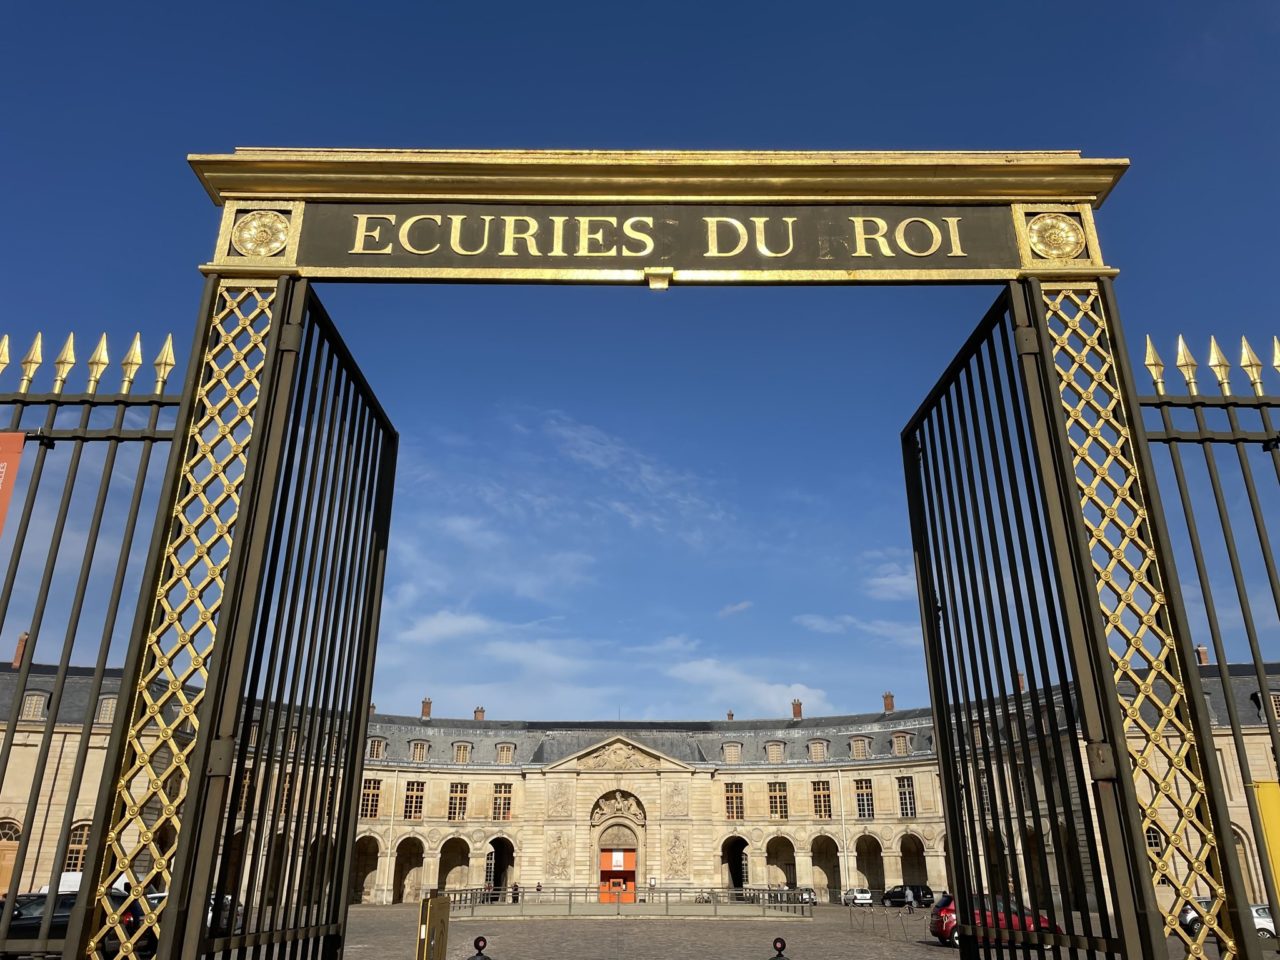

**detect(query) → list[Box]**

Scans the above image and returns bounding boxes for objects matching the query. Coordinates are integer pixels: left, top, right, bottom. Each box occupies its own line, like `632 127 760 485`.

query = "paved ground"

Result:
345 903 944 960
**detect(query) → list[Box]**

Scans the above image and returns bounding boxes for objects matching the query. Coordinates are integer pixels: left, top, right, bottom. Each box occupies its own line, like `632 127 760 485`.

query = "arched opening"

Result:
351 836 380 904
597 823 638 903
438 837 471 891
263 833 288 908
811 836 840 902
1021 825 1049 911
151 823 176 893
302 835 333 909
394 837 426 904
765 836 796 889
900 834 927 885
855 835 884 893
1232 829 1257 902
485 837 515 894
218 831 247 908
721 836 749 889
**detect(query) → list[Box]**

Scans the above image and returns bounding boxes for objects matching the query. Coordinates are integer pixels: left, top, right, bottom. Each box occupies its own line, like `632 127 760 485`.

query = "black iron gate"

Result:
903 283 1264 959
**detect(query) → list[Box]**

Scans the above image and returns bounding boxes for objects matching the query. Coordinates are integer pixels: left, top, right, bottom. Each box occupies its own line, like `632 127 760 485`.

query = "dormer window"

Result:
410 740 428 762
497 743 515 764
367 738 386 760
454 742 472 764
766 742 784 763
95 697 117 724
892 733 911 757
723 742 742 763
808 740 828 762
850 738 870 760
20 693 45 721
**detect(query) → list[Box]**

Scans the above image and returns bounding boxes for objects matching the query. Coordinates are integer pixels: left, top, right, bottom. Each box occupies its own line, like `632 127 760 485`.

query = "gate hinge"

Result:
206 738 236 777
1085 742 1118 781
1014 328 1040 356
279 325 303 353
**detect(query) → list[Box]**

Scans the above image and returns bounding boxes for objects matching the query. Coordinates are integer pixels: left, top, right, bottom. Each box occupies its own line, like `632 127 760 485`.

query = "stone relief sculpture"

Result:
579 742 658 770
666 832 689 879
664 781 688 816
547 780 573 818
546 832 571 880
590 790 645 825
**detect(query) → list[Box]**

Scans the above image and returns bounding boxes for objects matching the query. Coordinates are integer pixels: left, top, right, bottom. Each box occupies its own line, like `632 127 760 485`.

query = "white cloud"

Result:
664 657 833 717
792 613 855 634
792 613 919 647
438 515 506 550
399 610 500 644
862 561 918 601
631 633 701 656
717 600 753 618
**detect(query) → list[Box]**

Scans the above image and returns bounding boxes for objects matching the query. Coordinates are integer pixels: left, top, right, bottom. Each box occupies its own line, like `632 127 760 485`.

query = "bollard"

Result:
769 935 788 959
471 934 492 960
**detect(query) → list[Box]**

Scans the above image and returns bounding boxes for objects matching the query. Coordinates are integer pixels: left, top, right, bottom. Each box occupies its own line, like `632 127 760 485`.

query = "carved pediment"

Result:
545 735 692 772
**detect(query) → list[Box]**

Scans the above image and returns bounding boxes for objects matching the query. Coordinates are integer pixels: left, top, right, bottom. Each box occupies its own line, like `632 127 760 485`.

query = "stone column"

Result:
794 849 814 888
882 850 903 888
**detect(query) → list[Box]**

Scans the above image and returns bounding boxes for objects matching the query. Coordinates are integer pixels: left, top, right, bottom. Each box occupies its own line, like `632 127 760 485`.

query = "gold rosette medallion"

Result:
231 210 290 257
1026 213 1086 259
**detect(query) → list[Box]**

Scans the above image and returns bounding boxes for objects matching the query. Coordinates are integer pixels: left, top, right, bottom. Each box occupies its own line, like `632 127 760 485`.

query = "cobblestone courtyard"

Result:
345 904 944 960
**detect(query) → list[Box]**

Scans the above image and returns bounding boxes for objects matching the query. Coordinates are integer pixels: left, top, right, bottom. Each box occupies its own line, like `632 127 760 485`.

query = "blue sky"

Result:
2 1 1277 721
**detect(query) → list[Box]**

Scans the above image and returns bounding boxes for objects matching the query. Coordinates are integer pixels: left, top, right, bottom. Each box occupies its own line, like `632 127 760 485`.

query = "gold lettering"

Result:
549 216 569 257
849 217 892 257
704 217 749 257
448 214 494 256
621 216 655 257
575 216 618 256
751 216 797 258
500 216 541 257
349 214 396 255
942 217 966 257
893 218 943 257
398 214 442 255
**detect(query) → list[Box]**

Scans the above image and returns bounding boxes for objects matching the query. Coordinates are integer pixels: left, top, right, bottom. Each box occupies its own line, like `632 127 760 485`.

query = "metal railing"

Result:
435 886 814 917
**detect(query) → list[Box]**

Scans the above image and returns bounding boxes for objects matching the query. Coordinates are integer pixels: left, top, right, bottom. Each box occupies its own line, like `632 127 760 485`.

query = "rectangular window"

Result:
1271 692 1280 721
725 782 744 820
766 743 784 763
96 697 117 724
404 781 425 820
768 781 789 820
64 825 90 873
492 782 513 820
723 743 742 763
454 743 471 764
448 782 468 821
898 776 917 818
20 694 43 720
980 780 992 815
812 781 832 819
854 778 874 819
367 739 385 760
249 722 258 748
360 778 381 819
411 741 428 762
851 739 868 760
809 741 827 762
288 728 298 753
892 734 910 757
497 744 514 764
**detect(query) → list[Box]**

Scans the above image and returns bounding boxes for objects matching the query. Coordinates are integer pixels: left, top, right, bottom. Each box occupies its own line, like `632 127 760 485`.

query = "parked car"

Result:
1177 897 1214 937
1252 904 1275 939
929 893 1063 947
144 891 244 935
1 890 155 958
882 884 934 908
842 887 872 906
794 887 818 905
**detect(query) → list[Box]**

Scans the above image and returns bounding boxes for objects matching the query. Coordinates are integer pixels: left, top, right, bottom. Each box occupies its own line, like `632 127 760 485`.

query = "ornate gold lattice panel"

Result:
1039 282 1235 959
88 283 276 959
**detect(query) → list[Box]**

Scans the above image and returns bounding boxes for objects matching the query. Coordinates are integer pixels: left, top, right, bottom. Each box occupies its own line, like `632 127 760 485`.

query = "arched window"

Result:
722 742 742 763
892 733 912 757
850 737 870 759
453 742 472 764
64 823 91 872
410 740 428 762
496 743 515 764
96 697 117 724
367 738 386 760
765 742 784 763
808 740 828 762
0 819 21 841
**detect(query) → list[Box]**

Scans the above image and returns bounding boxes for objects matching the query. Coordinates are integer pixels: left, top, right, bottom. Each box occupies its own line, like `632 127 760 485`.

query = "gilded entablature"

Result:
579 741 659 771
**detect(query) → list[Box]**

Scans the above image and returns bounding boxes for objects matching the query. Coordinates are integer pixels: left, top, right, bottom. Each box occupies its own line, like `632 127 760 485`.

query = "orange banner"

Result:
0 434 25 541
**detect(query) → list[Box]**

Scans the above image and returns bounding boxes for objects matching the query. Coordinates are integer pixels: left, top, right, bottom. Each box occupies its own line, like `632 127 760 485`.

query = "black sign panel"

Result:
297 203 1019 274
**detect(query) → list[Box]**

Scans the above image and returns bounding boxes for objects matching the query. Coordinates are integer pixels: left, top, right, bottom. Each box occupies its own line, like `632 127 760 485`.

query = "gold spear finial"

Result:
120 334 142 393
1175 335 1199 396
18 332 43 394
1207 336 1231 396
0 336 9 380
1144 336 1166 395
1240 337 1263 397
52 334 76 394
153 334 175 393
1273 336 1280 378
86 334 109 394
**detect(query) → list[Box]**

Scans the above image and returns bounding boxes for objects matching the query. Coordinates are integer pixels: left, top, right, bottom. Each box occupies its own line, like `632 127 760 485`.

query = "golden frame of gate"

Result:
70 149 1261 960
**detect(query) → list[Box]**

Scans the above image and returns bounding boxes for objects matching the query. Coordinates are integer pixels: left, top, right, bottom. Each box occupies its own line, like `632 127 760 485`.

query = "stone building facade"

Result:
350 695 949 904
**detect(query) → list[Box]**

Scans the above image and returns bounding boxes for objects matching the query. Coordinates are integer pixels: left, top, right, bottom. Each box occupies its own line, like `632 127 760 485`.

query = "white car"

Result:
842 887 872 906
1252 904 1275 939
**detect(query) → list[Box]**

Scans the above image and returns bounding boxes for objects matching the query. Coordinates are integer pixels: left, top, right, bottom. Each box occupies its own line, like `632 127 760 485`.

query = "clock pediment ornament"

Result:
579 741 659 770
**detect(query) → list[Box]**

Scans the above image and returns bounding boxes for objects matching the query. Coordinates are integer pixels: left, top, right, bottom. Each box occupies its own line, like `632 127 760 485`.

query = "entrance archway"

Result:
351 836 379 904
721 836 749 890
765 836 796 889
485 837 515 893
394 837 425 904
438 837 471 891
854 835 884 893
811 836 841 900
900 834 927 885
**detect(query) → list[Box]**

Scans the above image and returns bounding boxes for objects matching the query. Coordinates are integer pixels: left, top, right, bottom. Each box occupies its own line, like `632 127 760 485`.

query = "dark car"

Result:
1176 897 1214 937
2 890 155 958
929 893 1063 947
881 883 934 907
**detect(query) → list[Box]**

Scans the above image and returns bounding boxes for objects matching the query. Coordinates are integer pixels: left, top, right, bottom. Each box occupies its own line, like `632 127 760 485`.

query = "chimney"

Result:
421 697 432 719
369 703 376 718
474 706 485 721
12 631 29 668
1195 644 1209 666
726 710 734 721
791 699 803 720
1016 671 1025 693
883 691 895 714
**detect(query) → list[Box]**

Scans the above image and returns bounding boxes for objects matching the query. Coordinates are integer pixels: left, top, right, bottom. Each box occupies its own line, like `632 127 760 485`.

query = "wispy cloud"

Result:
664 657 832 716
792 613 855 634
632 633 701 656
792 613 919 647
857 548 918 601
400 609 503 644
717 600 753 618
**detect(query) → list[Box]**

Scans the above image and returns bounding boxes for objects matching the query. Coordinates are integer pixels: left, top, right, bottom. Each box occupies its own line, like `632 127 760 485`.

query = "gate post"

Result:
1016 272 1260 960
71 275 295 959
